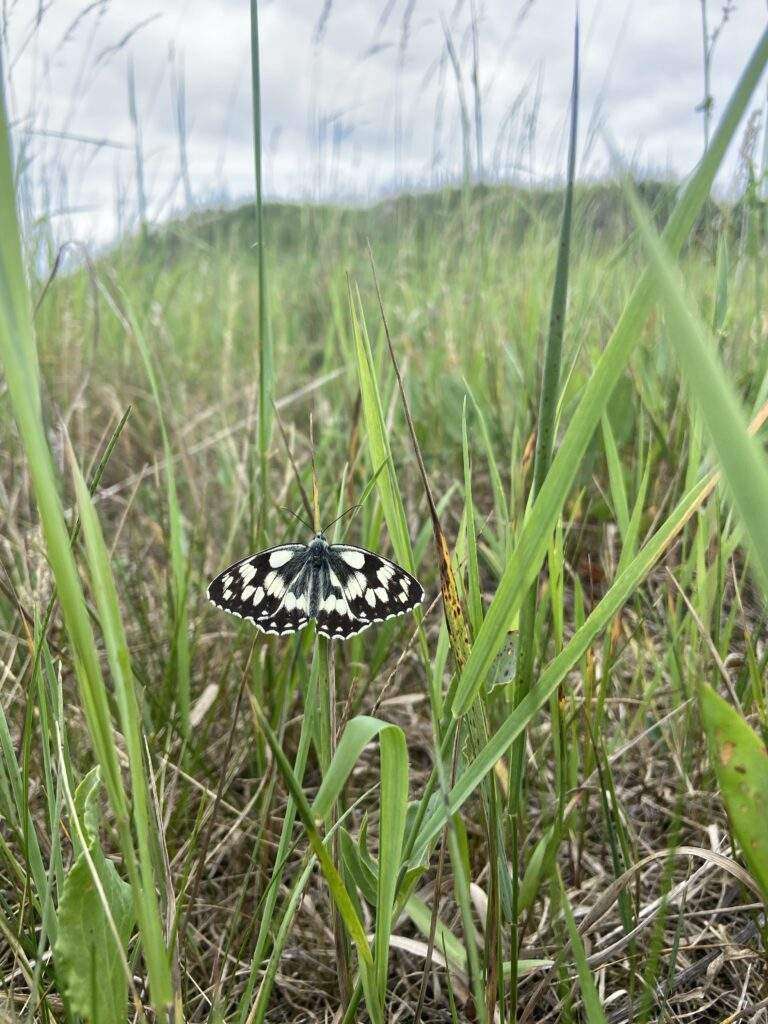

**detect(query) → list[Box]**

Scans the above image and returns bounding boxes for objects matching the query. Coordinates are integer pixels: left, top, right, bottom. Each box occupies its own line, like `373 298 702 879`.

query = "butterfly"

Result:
207 531 424 640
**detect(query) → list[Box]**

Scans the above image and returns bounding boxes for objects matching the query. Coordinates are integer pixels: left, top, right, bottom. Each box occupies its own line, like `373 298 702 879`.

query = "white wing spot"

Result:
269 549 294 568
240 563 257 583
365 589 377 607
377 565 394 586
266 572 285 597
253 586 265 606
223 589 232 600
284 593 296 611
242 584 255 600
375 587 388 602
341 549 365 569
336 597 349 615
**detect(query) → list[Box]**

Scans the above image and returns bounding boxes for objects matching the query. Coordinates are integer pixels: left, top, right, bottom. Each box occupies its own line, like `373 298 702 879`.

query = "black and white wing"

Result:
207 544 311 636
320 544 424 639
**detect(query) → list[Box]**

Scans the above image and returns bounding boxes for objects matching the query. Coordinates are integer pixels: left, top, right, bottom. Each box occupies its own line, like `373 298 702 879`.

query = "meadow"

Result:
2 17 768 1024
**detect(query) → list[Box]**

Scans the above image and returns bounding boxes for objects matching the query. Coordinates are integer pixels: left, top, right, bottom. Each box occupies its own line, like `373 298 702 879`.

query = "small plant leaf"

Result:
55 768 134 1024
700 683 768 901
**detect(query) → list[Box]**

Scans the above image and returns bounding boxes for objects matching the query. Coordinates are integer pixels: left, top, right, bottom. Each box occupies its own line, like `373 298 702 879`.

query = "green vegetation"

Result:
2 24 768 1024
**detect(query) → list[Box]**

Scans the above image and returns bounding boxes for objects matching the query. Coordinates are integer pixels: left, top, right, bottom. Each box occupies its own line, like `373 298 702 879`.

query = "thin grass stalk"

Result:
239 654 320 1022
250 0 273 543
508 20 578 1016
127 56 147 238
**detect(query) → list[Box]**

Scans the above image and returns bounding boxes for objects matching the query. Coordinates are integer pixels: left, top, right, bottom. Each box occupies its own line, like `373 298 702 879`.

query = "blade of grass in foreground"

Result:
68 446 179 1018
558 870 609 1024
508 22 578 1015
451 25 768 717
349 281 415 574
0 61 174 1016
625 173 768 900
625 174 768 593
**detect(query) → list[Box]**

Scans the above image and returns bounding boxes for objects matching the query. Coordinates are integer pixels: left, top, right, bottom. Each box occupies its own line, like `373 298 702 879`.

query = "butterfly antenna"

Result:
321 504 362 534
280 506 313 533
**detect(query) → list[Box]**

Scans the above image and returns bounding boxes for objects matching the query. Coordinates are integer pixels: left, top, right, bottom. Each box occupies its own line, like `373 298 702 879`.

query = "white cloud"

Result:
7 0 767 243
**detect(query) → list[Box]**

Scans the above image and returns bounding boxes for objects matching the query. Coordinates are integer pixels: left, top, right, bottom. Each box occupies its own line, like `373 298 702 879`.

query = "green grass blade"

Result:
461 399 482 634
557 870 609 1024
68 446 174 1014
248 694 372 966
374 725 409 1003
251 0 273 491
452 25 768 717
414 470 719 858
349 281 415 573
126 306 190 738
625 174 768 592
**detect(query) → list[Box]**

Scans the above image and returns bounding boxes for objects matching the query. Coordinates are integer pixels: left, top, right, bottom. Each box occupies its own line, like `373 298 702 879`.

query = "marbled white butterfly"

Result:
207 532 424 640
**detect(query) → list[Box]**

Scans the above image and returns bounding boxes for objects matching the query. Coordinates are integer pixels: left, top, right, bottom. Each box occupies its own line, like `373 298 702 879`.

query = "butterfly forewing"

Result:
207 544 310 636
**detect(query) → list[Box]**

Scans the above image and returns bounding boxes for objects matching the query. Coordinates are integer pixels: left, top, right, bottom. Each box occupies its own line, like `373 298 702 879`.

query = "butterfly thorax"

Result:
308 534 328 567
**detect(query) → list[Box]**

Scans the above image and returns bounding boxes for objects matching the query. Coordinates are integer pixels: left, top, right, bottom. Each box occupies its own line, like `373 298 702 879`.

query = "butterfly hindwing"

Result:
207 544 310 636
322 544 424 637
314 568 356 639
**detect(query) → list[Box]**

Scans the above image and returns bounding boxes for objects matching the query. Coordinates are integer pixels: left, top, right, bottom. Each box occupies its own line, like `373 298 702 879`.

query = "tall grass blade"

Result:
557 871 609 1024
625 174 768 591
452 25 768 717
68 445 176 1016
251 0 273 509
0 64 174 1015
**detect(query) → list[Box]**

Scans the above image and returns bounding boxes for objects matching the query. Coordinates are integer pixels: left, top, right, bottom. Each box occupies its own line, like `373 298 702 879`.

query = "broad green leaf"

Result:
311 714 409 1007
700 684 768 900
55 769 134 1024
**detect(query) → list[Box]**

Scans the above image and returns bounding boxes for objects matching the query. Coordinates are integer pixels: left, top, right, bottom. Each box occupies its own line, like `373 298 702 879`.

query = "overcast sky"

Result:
7 0 768 243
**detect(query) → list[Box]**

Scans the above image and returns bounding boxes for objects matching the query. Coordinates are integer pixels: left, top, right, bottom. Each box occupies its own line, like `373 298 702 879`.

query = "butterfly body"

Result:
208 533 423 640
